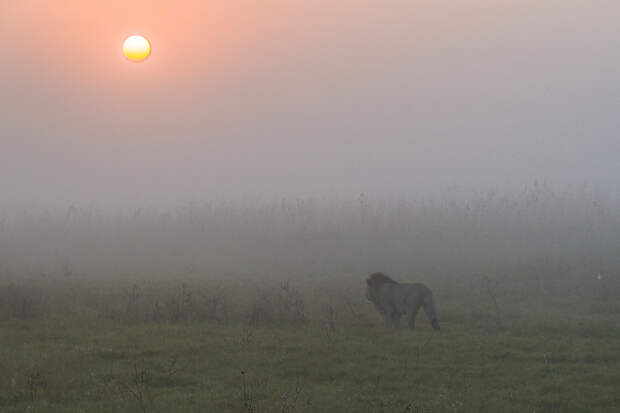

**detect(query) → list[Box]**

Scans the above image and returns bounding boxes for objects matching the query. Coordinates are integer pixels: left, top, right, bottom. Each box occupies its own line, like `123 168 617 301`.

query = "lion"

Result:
366 272 440 330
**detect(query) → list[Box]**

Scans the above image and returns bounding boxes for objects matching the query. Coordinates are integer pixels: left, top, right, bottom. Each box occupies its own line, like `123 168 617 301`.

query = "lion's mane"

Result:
365 272 396 310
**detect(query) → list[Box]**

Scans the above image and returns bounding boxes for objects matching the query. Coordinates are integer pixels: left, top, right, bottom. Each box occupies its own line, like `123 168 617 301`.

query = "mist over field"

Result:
1 186 618 281
1 1 619 411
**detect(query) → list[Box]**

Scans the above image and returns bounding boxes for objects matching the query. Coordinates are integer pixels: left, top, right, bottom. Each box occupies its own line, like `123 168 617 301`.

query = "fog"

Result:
0 184 617 278
1 0 619 212
2 4 620 409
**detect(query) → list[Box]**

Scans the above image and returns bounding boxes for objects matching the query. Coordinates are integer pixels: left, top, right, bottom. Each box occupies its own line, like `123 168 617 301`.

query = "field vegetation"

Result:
1 185 619 412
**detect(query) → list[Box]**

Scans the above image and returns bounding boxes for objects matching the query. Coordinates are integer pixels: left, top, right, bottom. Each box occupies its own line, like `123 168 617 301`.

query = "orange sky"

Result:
1 1 619 208
1 1 262 114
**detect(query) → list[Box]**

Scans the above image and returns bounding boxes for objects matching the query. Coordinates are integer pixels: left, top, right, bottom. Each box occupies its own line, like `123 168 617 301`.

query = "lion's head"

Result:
365 272 397 305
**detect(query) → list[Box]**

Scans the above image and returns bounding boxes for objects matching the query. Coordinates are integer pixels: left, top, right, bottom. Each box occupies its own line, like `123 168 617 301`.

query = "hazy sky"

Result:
1 0 619 209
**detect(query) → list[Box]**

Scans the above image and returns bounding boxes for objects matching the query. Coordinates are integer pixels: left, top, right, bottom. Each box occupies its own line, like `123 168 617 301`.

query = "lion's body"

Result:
366 272 440 330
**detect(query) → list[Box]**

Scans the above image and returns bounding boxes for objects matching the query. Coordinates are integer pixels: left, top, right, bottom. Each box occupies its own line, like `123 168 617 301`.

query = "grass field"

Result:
1 271 618 413
1 190 619 411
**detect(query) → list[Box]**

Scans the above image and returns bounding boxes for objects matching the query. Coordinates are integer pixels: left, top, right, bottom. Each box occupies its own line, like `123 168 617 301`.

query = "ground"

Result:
1 274 618 412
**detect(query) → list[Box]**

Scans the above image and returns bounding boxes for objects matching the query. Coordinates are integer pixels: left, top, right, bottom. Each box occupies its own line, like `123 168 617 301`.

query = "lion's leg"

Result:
382 311 393 327
407 309 419 330
392 312 402 328
423 294 440 330
407 298 423 330
381 304 398 328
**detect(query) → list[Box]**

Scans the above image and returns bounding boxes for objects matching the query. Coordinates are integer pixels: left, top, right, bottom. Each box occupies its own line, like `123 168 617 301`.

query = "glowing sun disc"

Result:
123 35 151 62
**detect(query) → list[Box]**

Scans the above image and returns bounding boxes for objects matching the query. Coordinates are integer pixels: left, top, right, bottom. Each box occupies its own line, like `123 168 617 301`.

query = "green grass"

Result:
1 289 619 413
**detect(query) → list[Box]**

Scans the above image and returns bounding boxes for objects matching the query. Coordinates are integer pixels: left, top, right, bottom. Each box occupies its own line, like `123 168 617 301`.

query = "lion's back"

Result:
378 282 429 312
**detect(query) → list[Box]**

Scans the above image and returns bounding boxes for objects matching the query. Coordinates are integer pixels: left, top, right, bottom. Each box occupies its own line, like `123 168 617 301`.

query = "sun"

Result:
123 35 151 62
